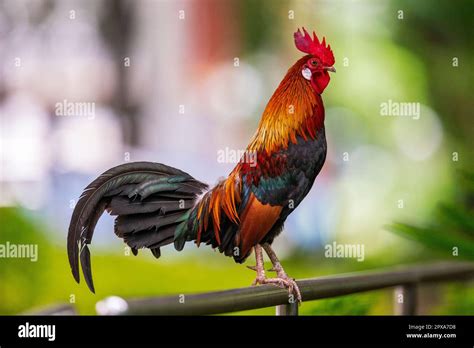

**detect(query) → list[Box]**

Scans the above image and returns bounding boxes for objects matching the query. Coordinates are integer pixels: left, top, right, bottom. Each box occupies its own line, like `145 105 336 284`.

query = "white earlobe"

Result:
302 67 312 80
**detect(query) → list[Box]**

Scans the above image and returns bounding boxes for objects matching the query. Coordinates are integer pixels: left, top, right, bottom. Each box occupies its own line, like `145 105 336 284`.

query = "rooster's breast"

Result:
246 127 327 213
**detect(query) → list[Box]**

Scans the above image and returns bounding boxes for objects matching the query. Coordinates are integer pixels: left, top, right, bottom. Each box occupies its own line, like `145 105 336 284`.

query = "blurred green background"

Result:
0 0 473 315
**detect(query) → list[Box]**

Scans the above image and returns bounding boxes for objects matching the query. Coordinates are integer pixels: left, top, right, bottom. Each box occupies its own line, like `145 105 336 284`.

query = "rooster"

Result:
68 28 335 302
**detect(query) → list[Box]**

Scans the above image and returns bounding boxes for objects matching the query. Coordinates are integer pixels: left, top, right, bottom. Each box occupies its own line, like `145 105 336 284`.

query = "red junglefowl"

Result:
68 28 336 302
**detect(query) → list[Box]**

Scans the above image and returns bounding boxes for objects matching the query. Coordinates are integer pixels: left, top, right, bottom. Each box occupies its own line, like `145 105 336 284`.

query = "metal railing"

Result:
91 261 474 316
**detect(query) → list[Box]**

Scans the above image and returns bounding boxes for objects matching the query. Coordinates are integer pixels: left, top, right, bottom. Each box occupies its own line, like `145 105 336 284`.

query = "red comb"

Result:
294 28 335 66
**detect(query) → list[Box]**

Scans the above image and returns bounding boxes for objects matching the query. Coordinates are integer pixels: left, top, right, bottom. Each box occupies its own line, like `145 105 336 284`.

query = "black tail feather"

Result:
67 161 207 293
107 196 194 215
114 211 186 236
123 223 178 249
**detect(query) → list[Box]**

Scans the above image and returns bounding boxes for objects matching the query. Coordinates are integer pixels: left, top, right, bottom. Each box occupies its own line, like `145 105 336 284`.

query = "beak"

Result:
324 66 336 73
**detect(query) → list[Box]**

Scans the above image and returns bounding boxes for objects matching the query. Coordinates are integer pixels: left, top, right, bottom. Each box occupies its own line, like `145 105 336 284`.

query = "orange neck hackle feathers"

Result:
248 55 323 155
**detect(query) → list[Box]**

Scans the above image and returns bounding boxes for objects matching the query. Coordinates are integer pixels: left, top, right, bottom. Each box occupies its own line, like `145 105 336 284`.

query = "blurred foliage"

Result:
238 0 273 53
0 208 53 314
387 171 474 260
392 0 474 152
434 283 474 315
303 292 375 315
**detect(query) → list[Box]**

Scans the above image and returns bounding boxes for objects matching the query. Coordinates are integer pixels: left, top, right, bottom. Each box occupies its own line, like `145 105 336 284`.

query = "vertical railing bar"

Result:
394 283 417 315
276 302 299 316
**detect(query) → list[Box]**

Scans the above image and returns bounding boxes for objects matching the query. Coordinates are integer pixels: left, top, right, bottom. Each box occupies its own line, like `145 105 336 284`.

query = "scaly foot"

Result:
252 274 302 303
248 244 302 303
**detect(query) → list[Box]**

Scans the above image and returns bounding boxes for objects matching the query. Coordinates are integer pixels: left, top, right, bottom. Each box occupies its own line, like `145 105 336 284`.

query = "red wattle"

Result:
311 71 330 94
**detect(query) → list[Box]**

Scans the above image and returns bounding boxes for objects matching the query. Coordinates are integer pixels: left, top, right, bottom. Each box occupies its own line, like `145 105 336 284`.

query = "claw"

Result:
267 267 276 272
252 276 302 304
247 265 257 271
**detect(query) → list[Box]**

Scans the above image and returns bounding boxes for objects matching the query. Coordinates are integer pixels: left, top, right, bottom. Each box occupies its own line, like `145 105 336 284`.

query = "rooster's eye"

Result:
310 59 318 67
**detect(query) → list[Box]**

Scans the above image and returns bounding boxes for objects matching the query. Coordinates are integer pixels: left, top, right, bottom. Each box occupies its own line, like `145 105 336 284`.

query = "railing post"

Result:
276 302 299 316
394 284 417 315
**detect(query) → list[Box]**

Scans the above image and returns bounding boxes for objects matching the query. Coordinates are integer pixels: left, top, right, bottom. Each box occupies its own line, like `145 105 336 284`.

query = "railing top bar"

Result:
99 261 474 316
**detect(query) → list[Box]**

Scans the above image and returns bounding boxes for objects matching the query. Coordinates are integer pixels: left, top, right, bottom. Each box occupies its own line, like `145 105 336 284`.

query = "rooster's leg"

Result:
248 244 302 303
261 243 302 303
247 244 266 284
